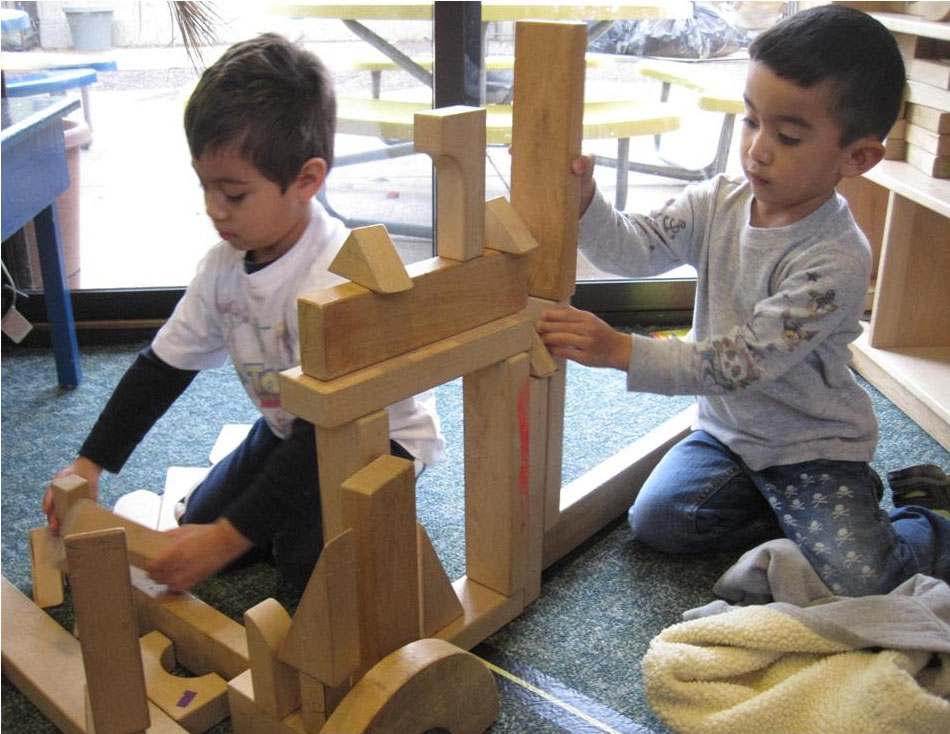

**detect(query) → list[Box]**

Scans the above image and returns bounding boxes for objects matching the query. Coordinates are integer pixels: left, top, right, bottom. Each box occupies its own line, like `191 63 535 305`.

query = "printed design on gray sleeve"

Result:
779 288 837 350
698 334 761 393
647 198 686 246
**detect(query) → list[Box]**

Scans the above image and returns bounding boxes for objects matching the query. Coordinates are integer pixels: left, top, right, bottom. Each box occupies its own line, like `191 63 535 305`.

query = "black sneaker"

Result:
887 464 950 518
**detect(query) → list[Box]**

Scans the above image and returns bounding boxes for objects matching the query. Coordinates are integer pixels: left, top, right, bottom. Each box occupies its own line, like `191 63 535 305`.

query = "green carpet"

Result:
3 339 947 734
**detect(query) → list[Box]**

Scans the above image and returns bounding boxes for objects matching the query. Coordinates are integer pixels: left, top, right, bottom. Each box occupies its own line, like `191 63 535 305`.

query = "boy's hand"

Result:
147 518 252 592
43 457 103 536
572 154 596 217
536 306 631 370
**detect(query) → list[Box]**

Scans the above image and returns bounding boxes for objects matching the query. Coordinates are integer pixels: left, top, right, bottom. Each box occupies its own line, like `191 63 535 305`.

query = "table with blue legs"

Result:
2 96 82 387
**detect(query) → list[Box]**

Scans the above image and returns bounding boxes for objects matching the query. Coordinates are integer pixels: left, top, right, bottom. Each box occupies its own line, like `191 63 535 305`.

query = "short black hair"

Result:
184 33 336 191
749 5 904 146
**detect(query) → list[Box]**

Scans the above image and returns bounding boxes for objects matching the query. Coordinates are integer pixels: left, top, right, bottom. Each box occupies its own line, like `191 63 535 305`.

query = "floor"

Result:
5 30 746 291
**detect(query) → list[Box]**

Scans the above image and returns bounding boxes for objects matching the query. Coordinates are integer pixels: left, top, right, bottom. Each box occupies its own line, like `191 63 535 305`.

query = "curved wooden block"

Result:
140 630 229 734
320 638 498 734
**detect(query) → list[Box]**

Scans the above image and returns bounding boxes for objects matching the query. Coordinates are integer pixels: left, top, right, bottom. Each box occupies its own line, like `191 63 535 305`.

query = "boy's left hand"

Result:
147 518 252 592
536 306 632 370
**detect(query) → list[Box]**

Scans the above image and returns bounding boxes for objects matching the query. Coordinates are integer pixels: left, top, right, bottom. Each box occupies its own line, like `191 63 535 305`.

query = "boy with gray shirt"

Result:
537 5 949 595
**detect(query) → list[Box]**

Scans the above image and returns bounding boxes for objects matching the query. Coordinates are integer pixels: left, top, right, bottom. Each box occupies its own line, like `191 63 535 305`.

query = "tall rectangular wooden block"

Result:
510 21 586 302
341 455 420 674
298 249 527 380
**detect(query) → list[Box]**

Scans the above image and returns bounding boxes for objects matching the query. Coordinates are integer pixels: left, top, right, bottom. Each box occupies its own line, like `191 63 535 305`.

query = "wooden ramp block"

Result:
62 499 172 569
485 196 540 255
297 249 527 381
131 568 249 680
280 313 534 430
244 599 300 722
510 21 586 301
140 631 228 734
320 638 498 734
329 225 412 294
417 523 464 637
463 352 530 597
414 105 487 262
64 528 150 734
342 455 420 674
278 528 360 688
28 526 64 607
1 577 189 734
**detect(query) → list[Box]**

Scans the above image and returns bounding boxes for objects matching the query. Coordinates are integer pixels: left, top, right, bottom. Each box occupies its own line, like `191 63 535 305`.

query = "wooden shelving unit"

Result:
839 10 950 452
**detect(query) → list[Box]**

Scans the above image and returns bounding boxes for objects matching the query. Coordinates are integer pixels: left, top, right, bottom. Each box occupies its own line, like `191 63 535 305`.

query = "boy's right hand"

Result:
572 154 596 218
43 457 103 536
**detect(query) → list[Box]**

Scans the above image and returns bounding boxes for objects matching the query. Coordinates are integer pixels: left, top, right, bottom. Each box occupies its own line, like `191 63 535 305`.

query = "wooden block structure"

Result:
8 20 698 734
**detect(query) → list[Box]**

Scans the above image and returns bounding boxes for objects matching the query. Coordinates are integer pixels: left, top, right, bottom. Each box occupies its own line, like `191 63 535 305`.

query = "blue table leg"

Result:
33 201 81 388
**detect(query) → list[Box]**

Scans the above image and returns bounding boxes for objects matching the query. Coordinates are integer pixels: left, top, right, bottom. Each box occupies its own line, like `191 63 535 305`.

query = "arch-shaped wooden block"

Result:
139 630 229 733
320 638 498 734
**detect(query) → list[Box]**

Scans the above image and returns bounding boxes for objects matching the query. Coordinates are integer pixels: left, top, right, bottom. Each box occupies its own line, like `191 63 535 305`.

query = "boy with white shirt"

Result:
42 33 444 590
536 6 949 596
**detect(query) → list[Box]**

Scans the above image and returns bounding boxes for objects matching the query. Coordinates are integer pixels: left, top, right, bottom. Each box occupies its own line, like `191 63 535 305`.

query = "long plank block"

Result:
434 577 524 651
130 568 249 680
1 577 188 734
280 313 533 429
298 249 528 380
61 499 171 569
65 528 150 734
510 21 586 301
542 406 695 568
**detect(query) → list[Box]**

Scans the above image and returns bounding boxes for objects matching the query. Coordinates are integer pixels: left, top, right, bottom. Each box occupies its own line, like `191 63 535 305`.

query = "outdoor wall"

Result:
35 1 432 50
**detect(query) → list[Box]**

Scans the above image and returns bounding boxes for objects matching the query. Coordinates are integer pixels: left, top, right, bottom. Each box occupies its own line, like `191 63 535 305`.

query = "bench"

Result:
324 95 681 236
2 54 117 133
632 58 746 181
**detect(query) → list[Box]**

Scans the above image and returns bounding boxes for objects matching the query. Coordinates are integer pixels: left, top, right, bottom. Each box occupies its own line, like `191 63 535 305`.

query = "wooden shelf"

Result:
864 159 950 219
871 11 950 40
850 326 950 451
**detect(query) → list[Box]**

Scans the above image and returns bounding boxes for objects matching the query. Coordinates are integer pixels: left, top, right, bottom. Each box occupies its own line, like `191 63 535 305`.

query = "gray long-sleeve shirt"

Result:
580 174 877 470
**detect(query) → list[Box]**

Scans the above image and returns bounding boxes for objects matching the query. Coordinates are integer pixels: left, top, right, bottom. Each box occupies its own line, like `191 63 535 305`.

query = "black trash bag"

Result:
589 4 744 59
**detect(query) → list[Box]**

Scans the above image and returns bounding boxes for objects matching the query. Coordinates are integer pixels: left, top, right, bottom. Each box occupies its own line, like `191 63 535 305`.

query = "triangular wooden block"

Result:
529 331 558 378
278 528 359 687
485 196 540 255
329 225 413 293
417 523 463 637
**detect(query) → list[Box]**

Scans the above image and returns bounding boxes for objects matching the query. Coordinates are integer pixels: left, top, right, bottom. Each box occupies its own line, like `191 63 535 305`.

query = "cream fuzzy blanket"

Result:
643 542 950 734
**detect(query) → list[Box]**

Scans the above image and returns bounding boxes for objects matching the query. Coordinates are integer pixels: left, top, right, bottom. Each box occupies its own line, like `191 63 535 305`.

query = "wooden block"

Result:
543 362 567 532
906 122 950 155
341 455 420 675
434 577 524 651
907 103 950 134
297 673 328 733
328 225 412 294
413 105 486 262
320 639 498 734
417 522 464 637
244 599 300 721
908 57 950 89
511 21 586 301
888 118 907 140
907 80 950 113
227 670 307 734
884 136 908 160
485 196 540 255
529 331 558 377
28 526 64 607
278 529 360 688
62 498 172 569
525 375 550 605
298 249 527 381
131 567 249 680
50 473 92 527
314 410 390 541
464 353 530 596
280 313 534 429
1 577 188 734
64 528 150 734
905 142 950 177
139 631 228 734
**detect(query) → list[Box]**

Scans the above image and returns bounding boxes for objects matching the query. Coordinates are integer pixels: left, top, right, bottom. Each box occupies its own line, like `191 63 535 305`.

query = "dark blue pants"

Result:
181 416 411 587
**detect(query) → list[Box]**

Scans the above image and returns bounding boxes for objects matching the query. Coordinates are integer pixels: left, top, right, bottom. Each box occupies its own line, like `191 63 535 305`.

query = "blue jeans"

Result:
628 430 950 596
